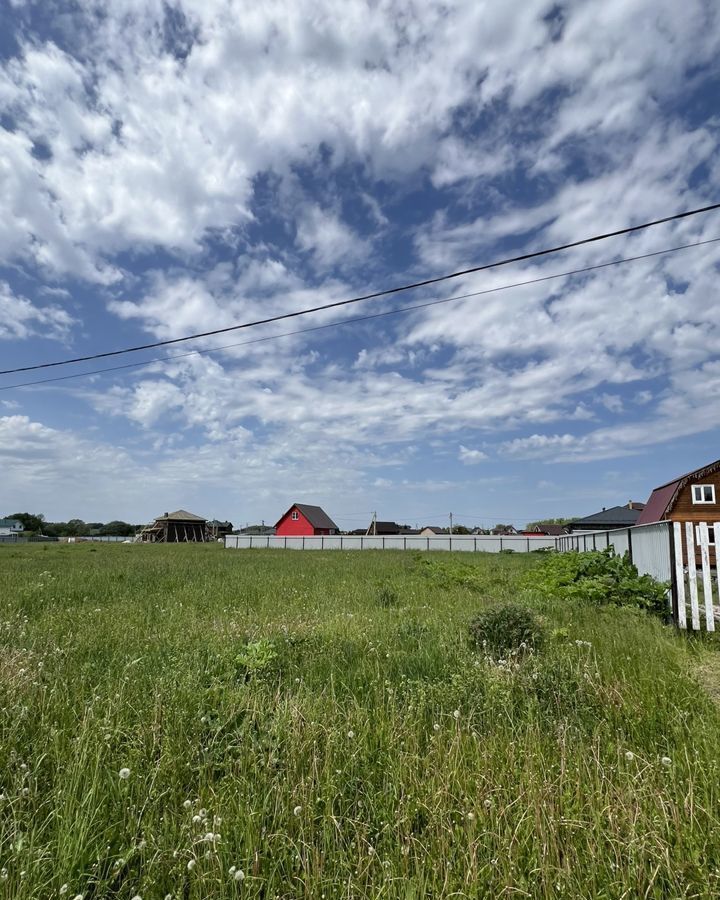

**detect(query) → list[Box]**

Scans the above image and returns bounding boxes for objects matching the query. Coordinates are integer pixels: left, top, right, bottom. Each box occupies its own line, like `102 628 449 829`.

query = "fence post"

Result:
627 528 633 564
527 537 530 552
500 537 503 552
667 521 679 624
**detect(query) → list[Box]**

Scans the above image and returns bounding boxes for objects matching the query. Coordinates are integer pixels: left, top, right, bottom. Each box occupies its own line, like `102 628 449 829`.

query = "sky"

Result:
1 0 720 531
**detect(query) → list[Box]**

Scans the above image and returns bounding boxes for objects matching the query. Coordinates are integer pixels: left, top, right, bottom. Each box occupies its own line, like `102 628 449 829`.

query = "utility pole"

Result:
373 511 377 536
449 512 453 535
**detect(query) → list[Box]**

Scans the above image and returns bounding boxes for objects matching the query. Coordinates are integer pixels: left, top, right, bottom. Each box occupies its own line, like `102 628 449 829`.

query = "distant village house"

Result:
275 504 339 537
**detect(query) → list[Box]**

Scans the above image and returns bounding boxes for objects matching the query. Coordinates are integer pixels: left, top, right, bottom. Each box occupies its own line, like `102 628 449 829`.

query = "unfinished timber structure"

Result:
136 509 211 543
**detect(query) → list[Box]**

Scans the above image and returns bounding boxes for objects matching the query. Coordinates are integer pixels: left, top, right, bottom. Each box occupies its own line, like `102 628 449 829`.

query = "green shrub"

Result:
526 548 669 615
468 603 546 656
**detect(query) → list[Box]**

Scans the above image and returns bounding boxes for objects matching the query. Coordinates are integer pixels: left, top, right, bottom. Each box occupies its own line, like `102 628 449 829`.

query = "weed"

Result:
468 603 546 656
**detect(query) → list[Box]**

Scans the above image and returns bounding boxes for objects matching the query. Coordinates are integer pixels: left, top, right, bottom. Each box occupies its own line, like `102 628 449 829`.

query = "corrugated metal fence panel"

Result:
224 535 559 552
608 530 630 557
630 522 672 584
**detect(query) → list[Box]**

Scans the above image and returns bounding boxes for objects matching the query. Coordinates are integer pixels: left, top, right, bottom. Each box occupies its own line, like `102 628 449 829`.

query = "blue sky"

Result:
1 0 719 529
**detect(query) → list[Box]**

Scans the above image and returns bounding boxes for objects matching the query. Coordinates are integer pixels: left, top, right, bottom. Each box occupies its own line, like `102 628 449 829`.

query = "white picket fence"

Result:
672 521 719 632
559 520 719 632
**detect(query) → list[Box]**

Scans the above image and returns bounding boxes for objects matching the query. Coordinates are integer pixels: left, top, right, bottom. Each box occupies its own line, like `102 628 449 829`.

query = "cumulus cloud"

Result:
0 281 75 340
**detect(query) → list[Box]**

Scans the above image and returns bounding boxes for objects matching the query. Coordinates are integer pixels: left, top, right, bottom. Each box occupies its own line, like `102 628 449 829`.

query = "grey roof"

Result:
570 505 642 527
156 509 207 522
292 504 339 531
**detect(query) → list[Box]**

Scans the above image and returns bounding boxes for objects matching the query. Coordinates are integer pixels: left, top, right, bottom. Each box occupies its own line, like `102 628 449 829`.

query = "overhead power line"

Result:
1 235 717 392
2 201 719 377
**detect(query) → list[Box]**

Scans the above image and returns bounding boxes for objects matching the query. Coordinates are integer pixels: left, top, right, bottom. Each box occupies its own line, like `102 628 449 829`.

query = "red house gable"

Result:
275 503 339 536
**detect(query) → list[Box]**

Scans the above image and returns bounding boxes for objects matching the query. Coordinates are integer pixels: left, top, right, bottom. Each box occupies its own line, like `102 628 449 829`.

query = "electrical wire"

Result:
2 201 719 377
1 235 717 392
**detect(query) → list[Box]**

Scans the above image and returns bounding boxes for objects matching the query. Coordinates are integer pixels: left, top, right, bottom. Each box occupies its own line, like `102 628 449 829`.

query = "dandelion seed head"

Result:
433 723 440 731
625 751 634 761
229 866 236 875
59 886 68 896
347 730 355 739
453 710 460 719
187 860 196 871
192 815 202 824
118 767 130 780
467 811 476 821
661 756 672 767
293 805 302 816
234 869 245 882
183 799 192 809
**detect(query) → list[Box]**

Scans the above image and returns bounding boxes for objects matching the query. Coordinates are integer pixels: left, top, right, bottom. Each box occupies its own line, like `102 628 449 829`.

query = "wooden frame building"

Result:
137 509 211 543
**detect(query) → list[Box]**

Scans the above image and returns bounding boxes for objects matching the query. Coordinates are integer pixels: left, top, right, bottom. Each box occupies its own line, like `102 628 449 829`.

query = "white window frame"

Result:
692 484 716 504
695 524 716 546
291 510 299 521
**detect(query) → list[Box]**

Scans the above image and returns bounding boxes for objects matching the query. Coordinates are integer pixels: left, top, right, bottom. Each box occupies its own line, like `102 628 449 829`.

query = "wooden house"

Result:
137 509 211 543
637 460 720 562
275 503 339 537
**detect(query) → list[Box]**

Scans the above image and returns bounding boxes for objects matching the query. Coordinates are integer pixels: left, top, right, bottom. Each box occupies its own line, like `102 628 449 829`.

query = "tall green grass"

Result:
0 543 719 898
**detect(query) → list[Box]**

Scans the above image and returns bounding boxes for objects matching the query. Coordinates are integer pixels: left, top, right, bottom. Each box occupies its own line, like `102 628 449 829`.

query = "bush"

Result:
526 548 669 615
468 603 546 656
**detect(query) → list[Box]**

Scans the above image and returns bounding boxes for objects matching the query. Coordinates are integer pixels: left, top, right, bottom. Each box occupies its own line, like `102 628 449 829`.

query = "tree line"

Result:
5 513 141 537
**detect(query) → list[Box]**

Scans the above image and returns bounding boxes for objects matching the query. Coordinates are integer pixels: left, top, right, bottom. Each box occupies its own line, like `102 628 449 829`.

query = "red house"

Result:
275 503 339 537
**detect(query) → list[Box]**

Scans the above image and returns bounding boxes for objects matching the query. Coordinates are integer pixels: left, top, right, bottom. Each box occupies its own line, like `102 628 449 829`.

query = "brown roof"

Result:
534 523 566 535
636 458 720 524
156 509 207 522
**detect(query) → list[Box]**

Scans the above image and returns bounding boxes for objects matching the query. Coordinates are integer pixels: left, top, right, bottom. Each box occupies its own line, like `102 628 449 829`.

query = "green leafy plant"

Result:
235 637 278 681
526 548 669 615
468 603 546 656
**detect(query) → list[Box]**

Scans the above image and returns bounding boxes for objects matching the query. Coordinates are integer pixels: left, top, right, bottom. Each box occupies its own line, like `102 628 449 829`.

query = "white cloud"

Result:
1 0 715 282
295 205 368 268
0 281 75 340
459 445 487 464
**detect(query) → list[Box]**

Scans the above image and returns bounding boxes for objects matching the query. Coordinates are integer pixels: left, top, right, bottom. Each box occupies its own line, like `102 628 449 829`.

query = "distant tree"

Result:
525 517 573 530
65 518 88 536
493 523 514 533
452 525 471 534
8 512 44 533
99 520 136 536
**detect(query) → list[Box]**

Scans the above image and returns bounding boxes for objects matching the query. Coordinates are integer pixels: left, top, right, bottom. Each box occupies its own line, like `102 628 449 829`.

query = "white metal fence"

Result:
225 534 557 552
556 522 673 584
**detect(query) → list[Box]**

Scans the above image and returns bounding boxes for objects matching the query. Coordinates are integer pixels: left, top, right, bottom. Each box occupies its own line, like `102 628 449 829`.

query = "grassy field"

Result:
1 543 720 899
